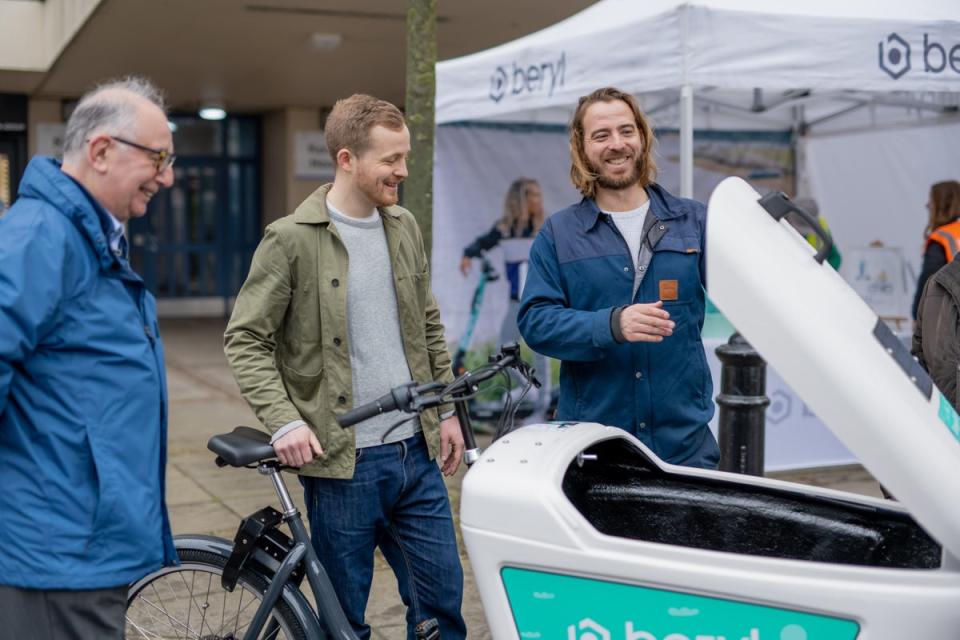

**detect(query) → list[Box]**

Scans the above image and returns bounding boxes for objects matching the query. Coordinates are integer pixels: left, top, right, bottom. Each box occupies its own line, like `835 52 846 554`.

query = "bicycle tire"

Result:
125 547 311 640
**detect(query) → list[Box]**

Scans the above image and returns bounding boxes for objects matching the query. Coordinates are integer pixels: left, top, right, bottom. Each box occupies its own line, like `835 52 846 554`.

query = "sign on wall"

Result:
294 131 334 181
35 123 66 158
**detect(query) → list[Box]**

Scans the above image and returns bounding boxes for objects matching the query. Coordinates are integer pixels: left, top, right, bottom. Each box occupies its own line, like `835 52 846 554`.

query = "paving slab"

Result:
164 464 210 508
167 500 241 540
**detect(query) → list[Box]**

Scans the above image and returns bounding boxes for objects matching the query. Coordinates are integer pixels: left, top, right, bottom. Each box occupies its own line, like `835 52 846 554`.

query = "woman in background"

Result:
913 180 960 319
460 178 550 409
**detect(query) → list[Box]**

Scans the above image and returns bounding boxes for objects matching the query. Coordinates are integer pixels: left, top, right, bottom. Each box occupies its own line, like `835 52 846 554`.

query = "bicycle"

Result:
451 256 557 424
451 256 499 378
125 344 537 640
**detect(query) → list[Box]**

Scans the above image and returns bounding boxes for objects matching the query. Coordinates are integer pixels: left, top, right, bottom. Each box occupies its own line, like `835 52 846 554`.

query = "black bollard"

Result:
715 333 770 475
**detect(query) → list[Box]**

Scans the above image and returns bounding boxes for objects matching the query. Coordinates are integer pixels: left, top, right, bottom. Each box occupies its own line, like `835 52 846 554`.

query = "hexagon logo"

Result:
767 389 793 425
489 66 508 103
879 32 911 80
567 618 611 640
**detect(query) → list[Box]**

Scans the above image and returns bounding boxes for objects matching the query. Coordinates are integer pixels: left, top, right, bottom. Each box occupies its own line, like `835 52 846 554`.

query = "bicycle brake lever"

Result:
519 361 542 389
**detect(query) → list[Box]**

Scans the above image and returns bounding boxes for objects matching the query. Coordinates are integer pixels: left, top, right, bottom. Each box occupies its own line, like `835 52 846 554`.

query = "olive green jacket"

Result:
224 184 454 478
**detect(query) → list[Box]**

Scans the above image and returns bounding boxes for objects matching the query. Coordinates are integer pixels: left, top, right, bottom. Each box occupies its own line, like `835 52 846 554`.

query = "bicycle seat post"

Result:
260 463 298 518
256 461 358 639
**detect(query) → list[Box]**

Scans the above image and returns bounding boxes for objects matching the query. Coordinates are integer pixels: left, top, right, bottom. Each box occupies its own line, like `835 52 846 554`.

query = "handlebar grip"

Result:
336 386 412 428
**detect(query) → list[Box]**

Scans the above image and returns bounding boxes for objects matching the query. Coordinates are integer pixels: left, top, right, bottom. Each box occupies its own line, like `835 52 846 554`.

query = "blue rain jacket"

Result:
0 157 176 589
519 184 719 468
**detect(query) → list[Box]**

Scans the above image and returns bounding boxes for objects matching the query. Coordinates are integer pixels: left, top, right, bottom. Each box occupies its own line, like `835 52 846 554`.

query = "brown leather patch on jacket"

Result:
659 279 679 301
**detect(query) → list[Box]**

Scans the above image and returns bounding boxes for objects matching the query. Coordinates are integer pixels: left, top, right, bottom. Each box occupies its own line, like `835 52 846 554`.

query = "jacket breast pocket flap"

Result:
652 237 700 306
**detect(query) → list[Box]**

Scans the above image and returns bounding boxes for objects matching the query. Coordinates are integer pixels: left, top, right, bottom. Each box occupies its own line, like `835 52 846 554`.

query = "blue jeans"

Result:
301 433 466 640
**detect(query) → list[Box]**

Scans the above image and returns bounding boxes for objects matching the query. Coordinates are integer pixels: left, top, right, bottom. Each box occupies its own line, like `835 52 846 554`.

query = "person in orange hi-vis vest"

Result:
913 180 960 319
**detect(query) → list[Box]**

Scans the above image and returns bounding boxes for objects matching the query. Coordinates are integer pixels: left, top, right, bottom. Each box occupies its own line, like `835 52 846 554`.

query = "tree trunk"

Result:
404 0 437 260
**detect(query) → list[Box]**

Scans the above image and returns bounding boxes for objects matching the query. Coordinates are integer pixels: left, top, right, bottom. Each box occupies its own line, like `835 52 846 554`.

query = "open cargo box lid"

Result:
706 177 960 561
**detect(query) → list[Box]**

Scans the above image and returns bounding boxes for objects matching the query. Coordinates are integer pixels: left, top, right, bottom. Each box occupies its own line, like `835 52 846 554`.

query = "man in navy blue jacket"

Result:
0 77 177 638
518 87 719 468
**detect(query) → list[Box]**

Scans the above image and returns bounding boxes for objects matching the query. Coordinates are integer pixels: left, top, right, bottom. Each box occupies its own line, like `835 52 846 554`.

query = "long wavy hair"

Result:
926 180 960 236
569 87 657 199
499 178 544 236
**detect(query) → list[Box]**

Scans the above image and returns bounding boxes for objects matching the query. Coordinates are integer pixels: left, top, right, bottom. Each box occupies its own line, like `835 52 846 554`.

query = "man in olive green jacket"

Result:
224 94 466 639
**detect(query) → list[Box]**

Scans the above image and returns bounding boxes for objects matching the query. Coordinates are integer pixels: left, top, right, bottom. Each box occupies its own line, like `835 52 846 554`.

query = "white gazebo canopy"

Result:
437 0 960 195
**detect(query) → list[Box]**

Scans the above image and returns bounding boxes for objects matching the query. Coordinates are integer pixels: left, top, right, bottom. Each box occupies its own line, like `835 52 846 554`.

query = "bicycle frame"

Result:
155 452 442 640
164 345 531 640
227 462 356 640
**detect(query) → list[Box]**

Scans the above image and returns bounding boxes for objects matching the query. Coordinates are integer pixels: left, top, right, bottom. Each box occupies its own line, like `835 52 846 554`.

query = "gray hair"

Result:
62 76 167 159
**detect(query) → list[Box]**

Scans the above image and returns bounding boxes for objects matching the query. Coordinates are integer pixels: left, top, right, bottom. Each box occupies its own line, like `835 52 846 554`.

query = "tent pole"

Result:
680 84 694 199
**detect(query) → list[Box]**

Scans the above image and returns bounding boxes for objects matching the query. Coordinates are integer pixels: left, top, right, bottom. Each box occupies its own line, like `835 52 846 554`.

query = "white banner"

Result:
436 0 960 125
804 120 960 320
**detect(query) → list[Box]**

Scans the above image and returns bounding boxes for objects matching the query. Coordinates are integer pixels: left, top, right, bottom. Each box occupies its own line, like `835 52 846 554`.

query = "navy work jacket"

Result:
0 157 177 589
518 184 718 468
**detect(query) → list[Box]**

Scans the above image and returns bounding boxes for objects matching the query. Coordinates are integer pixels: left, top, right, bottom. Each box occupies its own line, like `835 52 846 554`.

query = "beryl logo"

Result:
568 618 611 640
564 620 813 640
878 32 910 79
488 51 566 103
921 34 960 75
879 32 960 80
489 67 509 103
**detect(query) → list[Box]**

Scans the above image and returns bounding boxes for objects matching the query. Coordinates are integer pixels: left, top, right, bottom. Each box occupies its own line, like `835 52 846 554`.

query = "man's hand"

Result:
273 425 323 467
439 415 465 476
459 256 472 276
620 301 675 342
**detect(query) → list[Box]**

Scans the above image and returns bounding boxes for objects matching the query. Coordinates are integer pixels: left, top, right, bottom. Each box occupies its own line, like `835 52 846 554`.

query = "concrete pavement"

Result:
159 318 883 640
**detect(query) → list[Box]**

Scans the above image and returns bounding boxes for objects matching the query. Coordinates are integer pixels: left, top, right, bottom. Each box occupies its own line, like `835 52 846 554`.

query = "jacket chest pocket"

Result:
649 236 702 307
567 254 635 309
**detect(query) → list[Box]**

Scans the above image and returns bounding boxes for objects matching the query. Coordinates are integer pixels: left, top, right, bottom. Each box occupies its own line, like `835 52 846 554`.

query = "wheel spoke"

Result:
211 583 268 639
138 582 195 638
126 563 298 640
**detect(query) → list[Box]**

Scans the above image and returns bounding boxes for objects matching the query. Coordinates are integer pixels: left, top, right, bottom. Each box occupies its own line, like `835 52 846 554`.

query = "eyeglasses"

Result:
111 136 176 173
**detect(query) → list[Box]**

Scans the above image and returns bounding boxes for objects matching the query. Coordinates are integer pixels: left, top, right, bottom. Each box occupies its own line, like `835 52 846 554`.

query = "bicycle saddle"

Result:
208 426 277 467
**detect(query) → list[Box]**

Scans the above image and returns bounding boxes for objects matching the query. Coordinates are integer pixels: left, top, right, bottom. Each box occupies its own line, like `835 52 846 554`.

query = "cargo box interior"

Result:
562 438 941 569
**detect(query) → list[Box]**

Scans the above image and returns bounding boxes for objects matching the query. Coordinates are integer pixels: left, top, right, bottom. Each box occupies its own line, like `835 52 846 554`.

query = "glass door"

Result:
129 116 260 314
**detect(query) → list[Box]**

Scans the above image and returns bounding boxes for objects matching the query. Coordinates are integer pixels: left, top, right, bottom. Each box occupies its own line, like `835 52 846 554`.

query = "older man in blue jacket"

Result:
519 87 719 468
0 77 177 638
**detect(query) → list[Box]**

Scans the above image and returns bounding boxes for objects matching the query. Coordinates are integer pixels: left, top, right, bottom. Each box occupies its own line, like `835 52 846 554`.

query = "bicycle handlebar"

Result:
335 343 537 430
337 384 417 428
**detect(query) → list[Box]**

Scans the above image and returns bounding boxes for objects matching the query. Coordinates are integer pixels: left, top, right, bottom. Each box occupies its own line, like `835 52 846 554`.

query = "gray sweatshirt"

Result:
327 202 421 447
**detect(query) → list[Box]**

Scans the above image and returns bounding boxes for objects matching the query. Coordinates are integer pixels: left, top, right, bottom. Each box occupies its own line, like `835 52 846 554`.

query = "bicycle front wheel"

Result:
125 547 310 640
